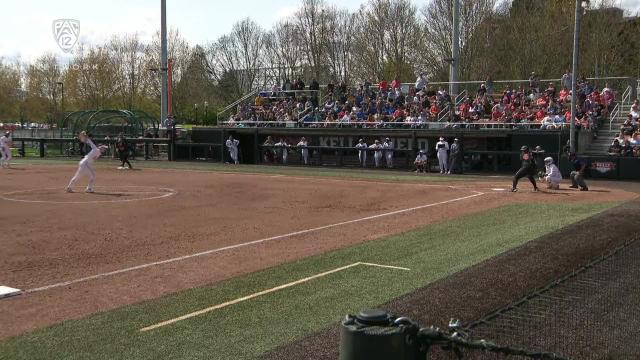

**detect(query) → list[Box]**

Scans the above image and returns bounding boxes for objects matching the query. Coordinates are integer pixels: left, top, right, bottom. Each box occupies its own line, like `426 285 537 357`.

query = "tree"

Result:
0 59 22 122
418 0 496 81
352 0 419 82
203 18 265 100
24 54 61 124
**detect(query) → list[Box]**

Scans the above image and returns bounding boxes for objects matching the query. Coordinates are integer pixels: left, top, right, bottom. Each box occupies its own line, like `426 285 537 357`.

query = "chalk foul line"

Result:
26 190 484 294
139 261 411 332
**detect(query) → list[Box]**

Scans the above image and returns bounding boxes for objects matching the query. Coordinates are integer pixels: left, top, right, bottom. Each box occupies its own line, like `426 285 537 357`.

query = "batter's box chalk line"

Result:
139 262 411 332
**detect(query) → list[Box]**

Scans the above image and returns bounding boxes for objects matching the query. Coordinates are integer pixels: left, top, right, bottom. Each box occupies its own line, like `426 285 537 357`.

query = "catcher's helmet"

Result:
520 145 529 152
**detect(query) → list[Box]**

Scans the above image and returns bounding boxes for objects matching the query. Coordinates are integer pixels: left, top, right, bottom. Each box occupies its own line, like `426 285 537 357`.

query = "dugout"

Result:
183 127 577 173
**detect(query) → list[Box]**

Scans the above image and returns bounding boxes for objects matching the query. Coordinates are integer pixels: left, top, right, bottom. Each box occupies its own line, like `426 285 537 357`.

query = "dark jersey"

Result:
116 139 129 152
572 157 587 172
521 152 536 169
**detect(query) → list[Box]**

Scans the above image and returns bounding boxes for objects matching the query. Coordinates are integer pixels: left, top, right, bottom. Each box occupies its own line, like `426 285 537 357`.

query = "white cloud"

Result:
274 5 300 21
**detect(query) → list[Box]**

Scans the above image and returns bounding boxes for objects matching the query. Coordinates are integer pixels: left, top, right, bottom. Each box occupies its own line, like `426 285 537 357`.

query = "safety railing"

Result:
609 85 632 131
221 119 555 130
608 103 620 131
221 89 321 122
216 89 260 121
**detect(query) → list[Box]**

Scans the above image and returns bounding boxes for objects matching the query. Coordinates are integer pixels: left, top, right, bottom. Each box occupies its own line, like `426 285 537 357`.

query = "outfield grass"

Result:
0 202 616 360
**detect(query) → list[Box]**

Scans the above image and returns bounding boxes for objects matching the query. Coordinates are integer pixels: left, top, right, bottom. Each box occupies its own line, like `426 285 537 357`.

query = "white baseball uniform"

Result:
226 139 240 164
275 141 289 165
369 143 383 167
545 163 562 186
297 140 309 165
0 134 12 168
355 142 368 167
436 140 449 173
66 138 102 192
382 141 393 168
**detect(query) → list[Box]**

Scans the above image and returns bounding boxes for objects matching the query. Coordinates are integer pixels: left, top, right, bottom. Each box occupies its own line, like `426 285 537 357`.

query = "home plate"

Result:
492 188 507 192
0 286 22 299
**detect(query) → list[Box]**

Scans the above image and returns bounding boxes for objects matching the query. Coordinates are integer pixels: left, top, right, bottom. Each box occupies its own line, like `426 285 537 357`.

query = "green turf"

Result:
0 202 616 360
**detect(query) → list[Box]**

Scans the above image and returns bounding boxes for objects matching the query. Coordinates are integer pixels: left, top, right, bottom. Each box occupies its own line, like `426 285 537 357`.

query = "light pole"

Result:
450 0 460 98
204 101 209 125
570 0 587 154
160 0 168 125
56 81 64 125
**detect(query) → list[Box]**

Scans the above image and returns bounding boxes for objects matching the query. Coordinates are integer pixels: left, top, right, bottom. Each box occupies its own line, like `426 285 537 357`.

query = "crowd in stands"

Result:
225 71 615 131
608 100 640 157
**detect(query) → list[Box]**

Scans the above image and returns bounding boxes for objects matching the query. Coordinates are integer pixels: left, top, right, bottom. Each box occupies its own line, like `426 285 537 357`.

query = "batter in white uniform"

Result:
435 137 449 174
297 137 309 165
275 139 290 165
382 138 393 168
543 157 562 190
369 140 383 168
355 139 368 167
66 132 107 193
0 131 12 168
226 136 240 164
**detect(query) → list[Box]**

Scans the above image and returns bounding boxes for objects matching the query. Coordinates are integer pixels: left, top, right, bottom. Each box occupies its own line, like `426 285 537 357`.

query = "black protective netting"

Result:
431 239 640 359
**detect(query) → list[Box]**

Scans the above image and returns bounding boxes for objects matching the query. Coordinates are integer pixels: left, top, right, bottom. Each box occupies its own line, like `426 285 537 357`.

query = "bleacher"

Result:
217 78 632 139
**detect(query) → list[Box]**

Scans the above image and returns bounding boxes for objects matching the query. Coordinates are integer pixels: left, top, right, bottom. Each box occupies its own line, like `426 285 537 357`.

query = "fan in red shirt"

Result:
392 108 406 122
536 96 548 107
430 104 440 119
379 79 388 92
391 78 401 90
458 101 471 121
559 87 569 103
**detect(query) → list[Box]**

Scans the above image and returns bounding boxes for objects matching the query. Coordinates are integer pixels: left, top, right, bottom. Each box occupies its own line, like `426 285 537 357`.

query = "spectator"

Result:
309 79 319 91
622 140 634 157
608 139 622 156
529 72 540 93
630 104 640 121
485 77 494 96
477 83 487 98
415 73 428 93
379 79 388 93
391 78 401 90
561 70 571 88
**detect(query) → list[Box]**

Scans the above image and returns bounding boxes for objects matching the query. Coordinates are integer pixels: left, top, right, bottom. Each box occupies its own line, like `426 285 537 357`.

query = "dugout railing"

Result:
258 144 528 173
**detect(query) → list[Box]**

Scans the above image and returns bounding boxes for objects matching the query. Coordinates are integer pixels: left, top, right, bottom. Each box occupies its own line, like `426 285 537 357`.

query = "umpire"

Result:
511 145 539 192
116 133 133 170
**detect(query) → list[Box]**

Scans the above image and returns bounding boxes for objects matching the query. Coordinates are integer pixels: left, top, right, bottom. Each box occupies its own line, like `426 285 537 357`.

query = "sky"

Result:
1 0 639 63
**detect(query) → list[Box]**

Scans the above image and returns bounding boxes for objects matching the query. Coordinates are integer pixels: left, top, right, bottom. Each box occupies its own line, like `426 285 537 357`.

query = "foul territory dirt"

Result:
0 164 633 339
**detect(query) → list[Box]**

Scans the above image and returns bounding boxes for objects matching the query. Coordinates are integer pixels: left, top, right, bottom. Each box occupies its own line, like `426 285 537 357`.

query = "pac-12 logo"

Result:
52 19 80 53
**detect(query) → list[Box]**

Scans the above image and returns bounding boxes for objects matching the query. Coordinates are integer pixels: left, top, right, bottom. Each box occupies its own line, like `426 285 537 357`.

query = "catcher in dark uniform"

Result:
511 145 539 192
116 133 133 170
